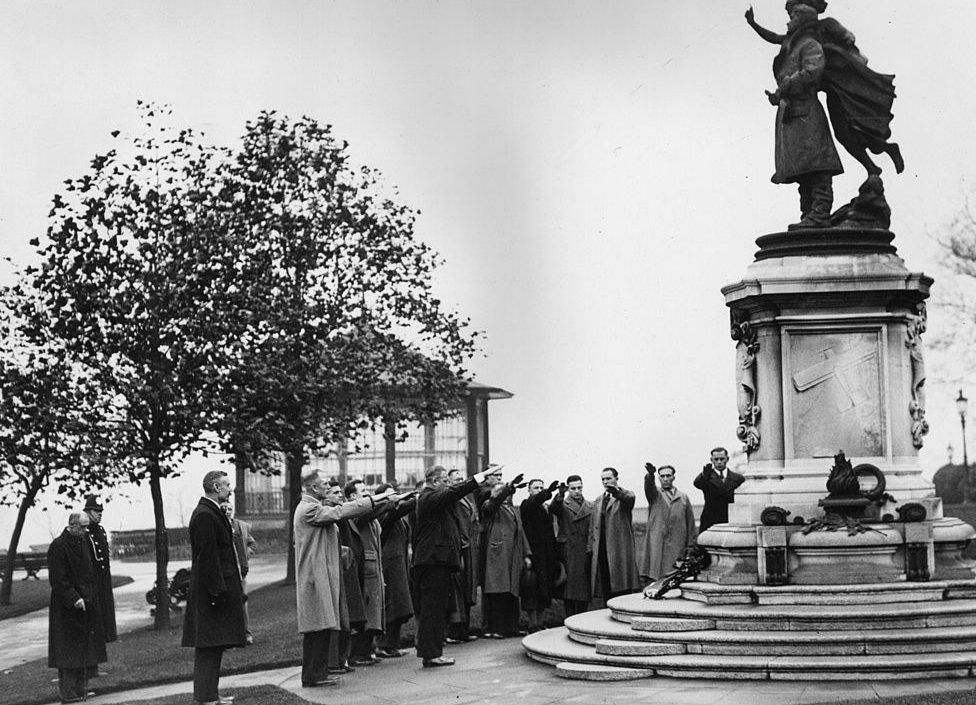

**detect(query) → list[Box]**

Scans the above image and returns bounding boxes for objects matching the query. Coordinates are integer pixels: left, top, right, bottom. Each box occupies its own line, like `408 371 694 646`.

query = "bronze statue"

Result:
746 2 903 229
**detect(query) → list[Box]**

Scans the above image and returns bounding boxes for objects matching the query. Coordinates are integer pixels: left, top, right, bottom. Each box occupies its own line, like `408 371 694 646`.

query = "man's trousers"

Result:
193 647 224 703
413 564 453 660
301 630 331 684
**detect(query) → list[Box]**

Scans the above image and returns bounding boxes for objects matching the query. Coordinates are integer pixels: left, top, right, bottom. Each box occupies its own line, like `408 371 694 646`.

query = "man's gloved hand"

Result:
558 482 568 495
508 473 524 488
547 480 560 493
703 463 713 476
645 462 656 475
605 485 621 498
209 592 227 609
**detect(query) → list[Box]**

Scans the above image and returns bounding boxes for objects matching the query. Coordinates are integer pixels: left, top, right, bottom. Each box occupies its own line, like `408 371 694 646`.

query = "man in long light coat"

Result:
293 471 394 688
639 464 697 584
549 474 593 617
588 467 639 601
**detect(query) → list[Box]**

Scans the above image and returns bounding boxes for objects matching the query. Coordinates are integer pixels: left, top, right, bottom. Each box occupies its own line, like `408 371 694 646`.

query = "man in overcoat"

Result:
412 465 491 667
221 501 256 643
549 474 593 617
694 447 746 533
345 480 387 666
294 473 395 687
375 483 416 658
446 467 482 643
519 478 560 632
588 467 639 602
480 474 532 638
639 464 698 583
181 470 247 705
82 496 116 652
48 511 106 704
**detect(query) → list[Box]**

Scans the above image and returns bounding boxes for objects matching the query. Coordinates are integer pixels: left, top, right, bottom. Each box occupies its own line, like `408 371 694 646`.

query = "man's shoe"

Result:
444 636 462 644
245 634 254 645
327 664 355 674
376 647 403 658
349 656 379 666
301 677 339 687
218 697 235 705
462 634 479 642
422 656 456 668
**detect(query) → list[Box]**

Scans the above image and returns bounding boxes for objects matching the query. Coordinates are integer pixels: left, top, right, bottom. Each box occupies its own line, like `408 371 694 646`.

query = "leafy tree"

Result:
217 112 480 581
0 280 130 605
28 103 245 627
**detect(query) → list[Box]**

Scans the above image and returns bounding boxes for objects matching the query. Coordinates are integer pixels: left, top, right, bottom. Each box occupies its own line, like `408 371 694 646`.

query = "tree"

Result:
216 112 480 582
29 103 246 627
0 279 130 605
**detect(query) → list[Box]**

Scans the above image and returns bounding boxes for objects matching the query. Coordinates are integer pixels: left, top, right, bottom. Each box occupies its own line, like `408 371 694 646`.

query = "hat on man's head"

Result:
83 496 104 512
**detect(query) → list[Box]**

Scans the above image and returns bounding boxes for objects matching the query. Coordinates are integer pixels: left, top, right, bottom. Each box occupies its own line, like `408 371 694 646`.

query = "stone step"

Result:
678 579 976 606
553 662 654 681
608 593 976 630
594 639 684 656
631 615 716 631
567 610 976 655
523 627 976 680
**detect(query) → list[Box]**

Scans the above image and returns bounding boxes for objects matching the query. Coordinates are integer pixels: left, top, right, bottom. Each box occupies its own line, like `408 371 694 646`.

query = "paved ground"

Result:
0 555 286 671
38 636 976 705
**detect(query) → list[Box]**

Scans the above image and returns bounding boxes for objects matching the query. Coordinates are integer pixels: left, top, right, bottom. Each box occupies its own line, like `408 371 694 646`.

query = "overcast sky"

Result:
3 1 976 543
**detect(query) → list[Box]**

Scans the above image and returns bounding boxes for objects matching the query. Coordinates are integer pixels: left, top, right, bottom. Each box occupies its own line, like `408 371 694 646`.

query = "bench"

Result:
0 550 49 580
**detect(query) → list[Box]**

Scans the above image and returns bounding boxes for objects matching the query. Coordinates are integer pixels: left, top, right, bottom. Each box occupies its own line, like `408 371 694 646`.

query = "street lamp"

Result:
957 390 969 503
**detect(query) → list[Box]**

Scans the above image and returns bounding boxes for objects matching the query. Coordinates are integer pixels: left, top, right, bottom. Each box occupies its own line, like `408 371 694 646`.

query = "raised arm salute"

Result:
412 466 491 668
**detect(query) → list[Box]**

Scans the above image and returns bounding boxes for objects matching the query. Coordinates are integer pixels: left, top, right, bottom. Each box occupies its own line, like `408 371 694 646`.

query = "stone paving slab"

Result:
42 636 976 705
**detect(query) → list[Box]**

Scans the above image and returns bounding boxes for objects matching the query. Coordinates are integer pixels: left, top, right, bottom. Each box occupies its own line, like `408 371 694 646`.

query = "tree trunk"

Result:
283 446 304 585
0 477 43 606
148 455 171 629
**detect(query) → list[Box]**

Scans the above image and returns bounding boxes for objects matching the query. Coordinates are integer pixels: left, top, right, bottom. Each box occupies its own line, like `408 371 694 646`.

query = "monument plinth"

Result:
723 228 934 511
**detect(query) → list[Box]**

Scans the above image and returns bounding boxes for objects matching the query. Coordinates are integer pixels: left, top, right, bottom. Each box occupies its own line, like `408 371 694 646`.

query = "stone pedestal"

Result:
722 229 934 511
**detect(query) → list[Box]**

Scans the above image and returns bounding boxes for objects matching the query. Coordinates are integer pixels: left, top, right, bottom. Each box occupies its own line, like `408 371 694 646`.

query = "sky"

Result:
3 0 976 543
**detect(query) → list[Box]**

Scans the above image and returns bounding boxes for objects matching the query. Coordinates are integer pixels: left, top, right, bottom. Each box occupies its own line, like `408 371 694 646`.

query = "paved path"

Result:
0 555 286 670
39 636 976 705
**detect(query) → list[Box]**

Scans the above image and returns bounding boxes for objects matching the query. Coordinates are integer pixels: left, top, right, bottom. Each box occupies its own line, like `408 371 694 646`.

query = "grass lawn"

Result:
0 574 134 621
0 580 304 705
129 684 314 705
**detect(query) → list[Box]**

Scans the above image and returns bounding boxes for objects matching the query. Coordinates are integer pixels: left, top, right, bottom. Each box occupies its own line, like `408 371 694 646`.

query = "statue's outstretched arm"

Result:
745 7 785 45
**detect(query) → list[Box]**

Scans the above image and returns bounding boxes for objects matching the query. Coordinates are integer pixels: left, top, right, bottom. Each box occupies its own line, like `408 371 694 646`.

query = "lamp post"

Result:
957 390 969 503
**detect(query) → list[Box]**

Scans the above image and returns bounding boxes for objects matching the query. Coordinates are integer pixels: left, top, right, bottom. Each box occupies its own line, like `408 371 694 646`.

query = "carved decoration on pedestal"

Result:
731 311 761 454
906 303 929 449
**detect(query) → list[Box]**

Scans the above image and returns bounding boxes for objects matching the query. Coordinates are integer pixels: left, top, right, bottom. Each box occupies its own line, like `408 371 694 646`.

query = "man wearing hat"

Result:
83 496 117 664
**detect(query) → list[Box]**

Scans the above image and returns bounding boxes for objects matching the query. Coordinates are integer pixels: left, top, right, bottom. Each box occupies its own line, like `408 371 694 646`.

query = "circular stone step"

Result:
594 638 685 656
631 615 716 631
554 662 654 681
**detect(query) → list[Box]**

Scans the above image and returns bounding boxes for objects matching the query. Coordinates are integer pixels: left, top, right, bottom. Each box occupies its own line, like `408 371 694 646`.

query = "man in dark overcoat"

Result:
412 465 491 667
694 447 746 533
83 496 116 650
446 467 483 643
549 474 593 617
48 511 106 704
519 478 560 632
181 470 247 705
375 483 416 658
221 500 256 644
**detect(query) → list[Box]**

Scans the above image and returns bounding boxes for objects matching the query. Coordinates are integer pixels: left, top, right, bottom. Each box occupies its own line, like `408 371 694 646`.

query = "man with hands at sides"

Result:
693 447 745 533
588 467 640 602
519 478 561 633
412 465 494 667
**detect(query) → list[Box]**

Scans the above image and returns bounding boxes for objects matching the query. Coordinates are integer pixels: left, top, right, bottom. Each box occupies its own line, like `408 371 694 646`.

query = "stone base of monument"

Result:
522 579 976 680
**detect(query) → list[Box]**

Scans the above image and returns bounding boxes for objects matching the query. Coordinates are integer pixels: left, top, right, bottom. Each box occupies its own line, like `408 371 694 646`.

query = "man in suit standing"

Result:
588 468 639 602
221 501 256 644
48 511 106 704
549 475 593 617
412 465 492 668
182 470 247 705
693 447 746 533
